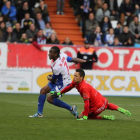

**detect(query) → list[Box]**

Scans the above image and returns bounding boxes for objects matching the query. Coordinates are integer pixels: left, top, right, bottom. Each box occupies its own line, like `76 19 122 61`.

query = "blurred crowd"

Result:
72 0 140 47
0 0 140 47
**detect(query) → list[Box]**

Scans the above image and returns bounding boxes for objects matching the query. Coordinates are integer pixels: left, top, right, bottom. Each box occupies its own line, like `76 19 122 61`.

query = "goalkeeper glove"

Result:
50 91 62 98
77 115 88 121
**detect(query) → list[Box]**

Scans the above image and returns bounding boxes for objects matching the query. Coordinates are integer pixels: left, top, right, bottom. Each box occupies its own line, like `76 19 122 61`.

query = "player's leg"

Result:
47 84 78 117
77 111 104 120
107 103 131 117
88 112 115 120
47 93 78 117
29 84 52 117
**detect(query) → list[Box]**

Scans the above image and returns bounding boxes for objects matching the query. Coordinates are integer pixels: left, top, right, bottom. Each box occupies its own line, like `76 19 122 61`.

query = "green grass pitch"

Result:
0 93 140 140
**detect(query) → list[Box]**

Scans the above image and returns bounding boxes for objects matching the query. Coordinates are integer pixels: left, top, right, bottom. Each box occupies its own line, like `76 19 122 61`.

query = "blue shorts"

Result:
48 82 67 92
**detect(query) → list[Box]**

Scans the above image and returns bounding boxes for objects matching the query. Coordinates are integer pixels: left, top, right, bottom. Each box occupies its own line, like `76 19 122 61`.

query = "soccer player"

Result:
51 69 131 120
29 46 92 117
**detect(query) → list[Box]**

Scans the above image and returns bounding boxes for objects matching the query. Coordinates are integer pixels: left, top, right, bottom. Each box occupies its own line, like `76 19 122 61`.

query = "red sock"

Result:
88 116 102 120
107 103 119 110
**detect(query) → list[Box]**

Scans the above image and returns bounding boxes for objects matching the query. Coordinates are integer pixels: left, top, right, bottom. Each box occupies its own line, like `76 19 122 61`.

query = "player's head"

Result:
84 40 90 49
49 46 60 60
74 69 85 83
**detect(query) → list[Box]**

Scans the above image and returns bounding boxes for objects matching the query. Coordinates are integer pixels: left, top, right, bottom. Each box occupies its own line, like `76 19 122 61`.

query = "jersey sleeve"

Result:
81 88 90 100
81 88 90 116
60 52 72 62
52 66 61 76
67 56 72 62
61 81 75 94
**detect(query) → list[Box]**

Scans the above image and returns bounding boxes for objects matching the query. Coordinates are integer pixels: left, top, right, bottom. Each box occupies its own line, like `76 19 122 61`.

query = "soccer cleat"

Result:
118 107 131 117
102 115 115 120
29 112 43 118
70 105 78 118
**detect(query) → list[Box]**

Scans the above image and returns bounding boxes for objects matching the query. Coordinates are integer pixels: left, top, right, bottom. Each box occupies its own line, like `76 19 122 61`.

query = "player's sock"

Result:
38 94 46 114
53 98 71 111
107 103 119 110
117 107 131 117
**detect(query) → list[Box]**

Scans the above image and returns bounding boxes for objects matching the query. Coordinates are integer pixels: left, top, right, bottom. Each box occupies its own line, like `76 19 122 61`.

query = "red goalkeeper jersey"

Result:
61 80 107 116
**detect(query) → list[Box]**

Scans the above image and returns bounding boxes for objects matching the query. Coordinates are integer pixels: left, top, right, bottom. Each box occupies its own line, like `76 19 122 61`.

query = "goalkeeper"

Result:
51 69 131 120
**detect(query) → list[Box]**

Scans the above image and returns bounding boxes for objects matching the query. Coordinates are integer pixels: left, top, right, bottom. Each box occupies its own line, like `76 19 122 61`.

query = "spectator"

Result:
105 28 115 46
62 37 74 45
119 25 135 47
0 21 5 41
43 22 56 39
14 0 22 10
100 16 112 36
95 2 110 22
35 12 46 30
0 16 4 23
19 33 29 43
1 1 17 25
2 26 17 43
77 40 98 69
34 0 49 22
13 22 23 42
0 21 6 33
32 29 47 50
0 0 3 11
94 0 104 12
129 16 140 41
133 0 140 16
112 36 122 47
57 0 65 15
85 12 99 42
76 0 95 37
21 13 35 32
28 0 39 8
26 23 38 43
17 1 34 22
89 26 103 46
105 0 119 20
47 33 60 44
114 21 123 36
119 0 134 26
134 1 140 16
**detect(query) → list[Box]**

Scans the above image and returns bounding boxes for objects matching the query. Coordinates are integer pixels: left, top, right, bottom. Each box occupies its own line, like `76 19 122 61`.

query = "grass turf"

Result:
0 94 140 140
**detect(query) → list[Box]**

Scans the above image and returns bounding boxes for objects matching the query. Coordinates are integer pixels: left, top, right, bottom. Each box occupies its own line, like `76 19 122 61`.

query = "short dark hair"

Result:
76 69 85 79
51 46 60 56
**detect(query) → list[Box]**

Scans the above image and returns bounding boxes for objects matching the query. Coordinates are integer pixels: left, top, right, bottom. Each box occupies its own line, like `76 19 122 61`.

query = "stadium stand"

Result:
0 0 140 47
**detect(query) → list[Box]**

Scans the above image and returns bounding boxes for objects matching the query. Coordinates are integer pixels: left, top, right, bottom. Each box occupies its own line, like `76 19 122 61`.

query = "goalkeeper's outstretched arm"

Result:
60 83 74 94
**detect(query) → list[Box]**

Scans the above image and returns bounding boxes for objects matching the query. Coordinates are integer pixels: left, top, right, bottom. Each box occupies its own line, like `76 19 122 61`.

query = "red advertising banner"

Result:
7 44 140 71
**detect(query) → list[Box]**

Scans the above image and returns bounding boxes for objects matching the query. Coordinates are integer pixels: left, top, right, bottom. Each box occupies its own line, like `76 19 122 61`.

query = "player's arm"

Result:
50 82 75 97
92 51 98 62
67 56 93 63
77 89 90 120
83 98 90 117
47 74 58 83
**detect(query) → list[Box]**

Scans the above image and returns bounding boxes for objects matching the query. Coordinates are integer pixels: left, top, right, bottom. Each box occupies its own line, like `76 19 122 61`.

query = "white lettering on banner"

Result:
114 49 129 69
61 47 77 66
127 50 140 68
96 48 113 68
0 43 8 68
